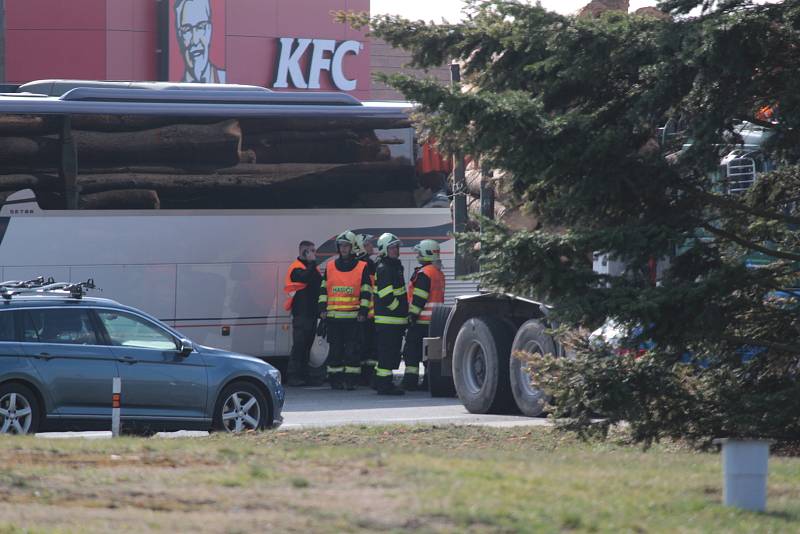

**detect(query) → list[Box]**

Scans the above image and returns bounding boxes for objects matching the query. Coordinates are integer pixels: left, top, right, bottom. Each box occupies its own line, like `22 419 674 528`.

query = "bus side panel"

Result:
69 264 178 324
0 209 455 358
174 263 279 355
4 266 70 284
276 261 292 357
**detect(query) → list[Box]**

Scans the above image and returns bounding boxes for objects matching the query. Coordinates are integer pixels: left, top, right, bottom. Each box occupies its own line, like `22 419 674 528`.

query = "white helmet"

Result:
413 239 440 263
354 233 374 257
377 232 402 257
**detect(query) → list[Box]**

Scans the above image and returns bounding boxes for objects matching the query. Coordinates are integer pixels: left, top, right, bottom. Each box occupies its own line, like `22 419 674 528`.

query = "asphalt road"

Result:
280 384 548 429
36 385 547 439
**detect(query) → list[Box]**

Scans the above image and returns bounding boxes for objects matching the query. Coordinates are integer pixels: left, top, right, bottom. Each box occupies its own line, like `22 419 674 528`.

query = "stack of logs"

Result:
463 160 539 231
0 113 419 210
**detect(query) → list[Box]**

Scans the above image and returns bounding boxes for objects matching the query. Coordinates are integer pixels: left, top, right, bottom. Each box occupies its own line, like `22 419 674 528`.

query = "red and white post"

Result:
111 377 121 437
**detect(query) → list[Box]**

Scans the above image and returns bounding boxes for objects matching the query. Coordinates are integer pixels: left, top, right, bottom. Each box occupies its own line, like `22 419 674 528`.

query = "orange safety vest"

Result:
283 259 321 312
408 264 445 324
326 261 367 319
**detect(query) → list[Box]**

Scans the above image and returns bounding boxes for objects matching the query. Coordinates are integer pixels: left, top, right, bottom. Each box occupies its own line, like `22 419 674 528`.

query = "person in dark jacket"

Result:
355 233 378 386
284 240 323 386
319 231 372 390
373 232 408 395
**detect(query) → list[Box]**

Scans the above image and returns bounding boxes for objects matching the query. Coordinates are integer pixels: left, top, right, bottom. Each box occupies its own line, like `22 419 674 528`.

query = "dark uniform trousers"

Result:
288 315 318 380
403 323 429 374
326 318 361 376
375 324 406 380
360 320 377 366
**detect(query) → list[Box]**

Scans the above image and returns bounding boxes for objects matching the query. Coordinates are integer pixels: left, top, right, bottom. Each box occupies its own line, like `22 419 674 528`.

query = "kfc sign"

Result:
273 38 363 92
166 0 370 97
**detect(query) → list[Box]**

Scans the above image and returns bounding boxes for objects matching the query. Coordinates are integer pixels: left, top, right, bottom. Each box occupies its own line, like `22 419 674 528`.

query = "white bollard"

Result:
111 377 121 437
714 438 773 512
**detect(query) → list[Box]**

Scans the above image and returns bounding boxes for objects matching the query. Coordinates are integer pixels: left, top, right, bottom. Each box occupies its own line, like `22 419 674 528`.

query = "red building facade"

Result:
2 0 372 100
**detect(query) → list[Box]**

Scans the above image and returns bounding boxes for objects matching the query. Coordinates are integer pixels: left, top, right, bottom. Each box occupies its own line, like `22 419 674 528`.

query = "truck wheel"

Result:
453 316 516 414
427 304 456 397
510 320 553 417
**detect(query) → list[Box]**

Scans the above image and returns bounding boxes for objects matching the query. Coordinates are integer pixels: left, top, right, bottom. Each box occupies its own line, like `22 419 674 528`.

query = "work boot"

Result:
344 374 358 391
305 366 326 387
359 363 375 386
375 374 405 396
330 373 345 390
377 383 405 396
401 373 420 391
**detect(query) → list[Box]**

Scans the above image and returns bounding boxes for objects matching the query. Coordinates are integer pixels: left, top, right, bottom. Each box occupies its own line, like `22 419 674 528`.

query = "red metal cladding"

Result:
4 0 372 98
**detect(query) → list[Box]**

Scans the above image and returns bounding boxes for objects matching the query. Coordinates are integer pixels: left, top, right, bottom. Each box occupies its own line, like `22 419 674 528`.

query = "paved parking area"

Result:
35 385 547 438
280 385 548 428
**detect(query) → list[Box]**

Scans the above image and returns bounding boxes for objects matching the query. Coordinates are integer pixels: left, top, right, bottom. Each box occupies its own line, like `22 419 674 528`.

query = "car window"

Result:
96 310 177 350
23 309 98 345
0 312 14 341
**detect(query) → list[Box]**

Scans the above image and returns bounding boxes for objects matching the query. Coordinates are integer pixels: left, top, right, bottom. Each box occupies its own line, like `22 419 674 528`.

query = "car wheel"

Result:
213 382 269 433
452 316 516 414
0 383 41 435
510 320 553 417
427 304 456 398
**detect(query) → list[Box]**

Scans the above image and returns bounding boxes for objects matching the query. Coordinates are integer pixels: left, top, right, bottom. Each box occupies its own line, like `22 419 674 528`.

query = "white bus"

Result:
0 80 468 373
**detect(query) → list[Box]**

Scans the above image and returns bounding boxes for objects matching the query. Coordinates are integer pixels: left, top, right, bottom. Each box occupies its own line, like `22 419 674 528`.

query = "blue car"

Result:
0 279 284 435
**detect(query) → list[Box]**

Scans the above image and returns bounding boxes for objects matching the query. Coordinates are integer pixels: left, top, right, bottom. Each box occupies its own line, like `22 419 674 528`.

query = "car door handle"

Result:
34 352 52 360
119 356 137 364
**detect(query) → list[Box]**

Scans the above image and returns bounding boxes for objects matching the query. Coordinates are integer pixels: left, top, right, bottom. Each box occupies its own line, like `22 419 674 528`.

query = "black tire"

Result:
427 304 456 397
510 320 553 417
428 304 452 339
452 316 516 414
0 382 41 435
212 381 270 433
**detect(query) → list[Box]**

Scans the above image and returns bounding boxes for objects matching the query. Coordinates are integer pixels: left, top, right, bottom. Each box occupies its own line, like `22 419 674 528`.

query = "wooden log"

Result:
245 136 390 164
0 136 61 167
0 120 242 169
74 161 415 194
0 114 61 136
75 120 242 167
0 173 60 191
247 129 362 143
467 197 539 230
239 116 412 134
64 162 367 176
79 189 160 210
70 114 220 132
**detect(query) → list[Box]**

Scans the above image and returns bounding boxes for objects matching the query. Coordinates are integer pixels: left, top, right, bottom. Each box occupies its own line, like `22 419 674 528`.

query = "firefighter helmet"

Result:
354 233 374 257
377 232 402 257
414 239 440 263
336 230 357 254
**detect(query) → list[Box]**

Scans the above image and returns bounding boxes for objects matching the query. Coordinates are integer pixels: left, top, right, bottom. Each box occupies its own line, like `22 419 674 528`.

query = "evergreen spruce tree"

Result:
343 0 800 444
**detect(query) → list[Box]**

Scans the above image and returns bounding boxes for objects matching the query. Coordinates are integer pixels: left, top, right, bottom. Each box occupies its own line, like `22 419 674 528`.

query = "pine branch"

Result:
700 223 800 262
683 185 800 226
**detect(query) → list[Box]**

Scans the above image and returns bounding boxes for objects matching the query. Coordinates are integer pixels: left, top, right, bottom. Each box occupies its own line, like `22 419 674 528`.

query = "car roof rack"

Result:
0 277 96 300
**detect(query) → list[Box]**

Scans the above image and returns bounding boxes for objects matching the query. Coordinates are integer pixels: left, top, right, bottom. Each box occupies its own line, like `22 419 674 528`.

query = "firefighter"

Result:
283 240 322 387
318 230 372 390
404 239 446 390
373 232 408 395
354 233 378 386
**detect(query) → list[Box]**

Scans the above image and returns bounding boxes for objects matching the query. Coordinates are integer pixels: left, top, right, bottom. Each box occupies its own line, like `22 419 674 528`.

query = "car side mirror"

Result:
178 338 194 356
